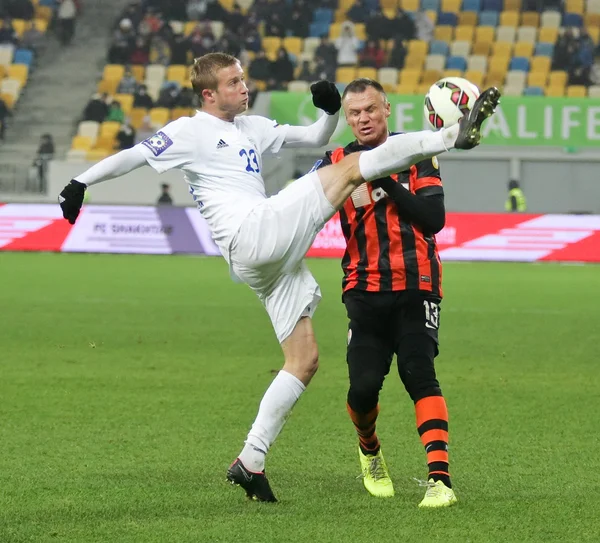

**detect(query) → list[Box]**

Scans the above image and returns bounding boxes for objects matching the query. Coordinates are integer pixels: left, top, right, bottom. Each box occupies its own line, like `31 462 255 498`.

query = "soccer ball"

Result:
424 77 481 131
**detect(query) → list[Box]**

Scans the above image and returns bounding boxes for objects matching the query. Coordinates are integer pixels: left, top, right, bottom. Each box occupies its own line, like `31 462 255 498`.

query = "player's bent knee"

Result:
347 370 385 412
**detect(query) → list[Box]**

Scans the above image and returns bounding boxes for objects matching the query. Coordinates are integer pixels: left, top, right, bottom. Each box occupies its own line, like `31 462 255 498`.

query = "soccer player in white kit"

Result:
59 53 500 502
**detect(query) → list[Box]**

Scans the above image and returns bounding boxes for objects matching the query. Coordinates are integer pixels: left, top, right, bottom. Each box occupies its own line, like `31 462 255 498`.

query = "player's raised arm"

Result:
282 81 341 148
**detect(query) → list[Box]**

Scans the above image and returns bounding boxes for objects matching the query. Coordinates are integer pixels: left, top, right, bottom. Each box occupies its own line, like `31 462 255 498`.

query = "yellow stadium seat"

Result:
472 42 491 56
400 0 420 10
488 56 510 73
444 69 463 78
474 27 495 45
283 37 303 56
33 18 48 33
567 85 586 98
71 135 93 151
548 71 568 87
455 26 475 42
254 80 267 91
0 65 5 79
99 121 121 139
492 41 513 57
396 83 418 95
262 36 282 57
383 8 397 19
129 108 148 130
434 26 453 43
150 108 170 127
399 69 422 85
422 69 442 85
417 83 432 95
1 92 15 109
167 65 187 83
381 82 396 92
35 5 52 21
7 64 28 86
404 55 425 69
329 22 342 39
585 13 600 28
357 67 377 80
485 72 506 88
336 67 357 83
184 21 198 35
458 12 477 26
566 0 584 13
355 23 366 41
504 0 522 8
531 56 551 74
408 40 428 57
113 93 134 115
334 9 347 23
131 65 145 82
538 27 558 44
425 10 437 24
94 135 116 151
86 149 112 161
441 0 461 12
171 107 190 120
587 27 600 44
520 12 539 27
528 72 547 87
380 0 396 8
545 85 565 97
464 70 484 87
339 0 354 9
12 19 26 36
103 64 125 82
97 79 119 95
514 42 534 58
500 11 519 27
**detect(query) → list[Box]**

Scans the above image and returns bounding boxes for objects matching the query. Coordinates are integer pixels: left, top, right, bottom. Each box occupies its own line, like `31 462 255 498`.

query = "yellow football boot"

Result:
358 447 395 498
418 478 457 508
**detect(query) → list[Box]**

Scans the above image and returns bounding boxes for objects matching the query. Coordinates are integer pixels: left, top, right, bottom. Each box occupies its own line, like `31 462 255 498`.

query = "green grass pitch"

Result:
1 253 599 542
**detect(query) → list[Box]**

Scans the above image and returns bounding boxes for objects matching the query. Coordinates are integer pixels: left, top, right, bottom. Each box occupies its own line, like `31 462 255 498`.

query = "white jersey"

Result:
137 111 289 257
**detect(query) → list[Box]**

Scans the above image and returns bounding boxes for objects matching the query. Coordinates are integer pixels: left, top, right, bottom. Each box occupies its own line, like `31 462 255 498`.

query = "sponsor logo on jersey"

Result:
216 138 229 149
432 156 439 169
142 131 173 156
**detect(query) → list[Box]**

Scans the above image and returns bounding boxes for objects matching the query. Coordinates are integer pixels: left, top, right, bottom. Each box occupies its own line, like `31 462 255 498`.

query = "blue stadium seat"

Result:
421 0 440 11
462 0 482 11
509 57 530 71
39 0 56 6
438 12 458 26
309 22 329 37
524 86 544 96
429 40 450 56
446 56 467 70
482 0 503 11
313 8 334 25
534 43 554 57
563 13 583 27
478 10 499 26
13 48 34 66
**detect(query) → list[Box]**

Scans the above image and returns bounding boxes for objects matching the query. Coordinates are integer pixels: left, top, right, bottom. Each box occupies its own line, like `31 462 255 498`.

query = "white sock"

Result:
358 125 459 182
238 370 306 472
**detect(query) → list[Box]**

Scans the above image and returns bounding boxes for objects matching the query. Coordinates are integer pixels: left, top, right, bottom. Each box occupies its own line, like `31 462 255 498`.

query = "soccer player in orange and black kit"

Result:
313 78 457 508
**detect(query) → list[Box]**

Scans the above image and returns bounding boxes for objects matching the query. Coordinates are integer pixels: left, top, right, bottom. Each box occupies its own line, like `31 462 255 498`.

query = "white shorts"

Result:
229 171 335 343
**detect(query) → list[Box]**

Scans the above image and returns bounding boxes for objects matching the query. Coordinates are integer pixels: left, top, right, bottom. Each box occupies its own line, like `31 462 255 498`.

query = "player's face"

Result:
213 63 249 118
343 87 391 147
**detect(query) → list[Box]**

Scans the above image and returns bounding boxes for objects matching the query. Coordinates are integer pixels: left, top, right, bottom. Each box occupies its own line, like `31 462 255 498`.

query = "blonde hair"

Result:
190 52 239 104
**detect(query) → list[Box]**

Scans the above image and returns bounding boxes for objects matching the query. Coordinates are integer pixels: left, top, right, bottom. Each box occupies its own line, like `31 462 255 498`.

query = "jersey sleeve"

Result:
413 156 443 195
136 118 196 174
244 115 289 155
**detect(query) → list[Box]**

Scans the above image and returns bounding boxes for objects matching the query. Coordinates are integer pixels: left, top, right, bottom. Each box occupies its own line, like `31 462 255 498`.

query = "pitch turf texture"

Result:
1 253 598 543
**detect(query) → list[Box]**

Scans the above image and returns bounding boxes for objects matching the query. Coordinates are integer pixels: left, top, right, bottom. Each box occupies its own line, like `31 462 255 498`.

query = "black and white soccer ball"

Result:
424 77 481 131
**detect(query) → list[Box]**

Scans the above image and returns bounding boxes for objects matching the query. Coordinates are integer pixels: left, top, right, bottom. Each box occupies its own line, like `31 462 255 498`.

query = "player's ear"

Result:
384 99 391 118
202 88 215 103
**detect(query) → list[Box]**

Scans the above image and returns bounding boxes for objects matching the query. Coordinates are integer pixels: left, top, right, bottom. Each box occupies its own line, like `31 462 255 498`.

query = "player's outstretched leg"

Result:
454 87 501 150
226 458 278 502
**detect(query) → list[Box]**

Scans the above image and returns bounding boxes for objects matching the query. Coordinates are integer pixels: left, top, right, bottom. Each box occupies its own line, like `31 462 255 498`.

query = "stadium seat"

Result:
429 40 450 56
378 67 398 91
540 11 561 28
283 37 303 56
438 12 458 26
145 64 166 85
13 49 34 67
472 42 492 56
399 68 422 85
421 0 440 10
455 26 475 42
7 64 28 86
562 13 583 27
523 86 543 96
288 80 310 92
462 0 482 11
36 5 53 21
113 93 134 115
531 56 551 74
262 36 282 57
1 92 16 108
184 21 197 35
479 11 499 26
434 26 454 42
446 56 467 71
357 67 377 80
169 20 184 34
464 70 484 87
503 83 525 96
450 41 471 57
12 19 26 37
336 67 357 83
87 149 111 161
566 0 585 12
443 69 463 78
514 42 534 57
528 72 548 87
499 11 519 26
404 55 425 69
310 22 330 37
1 78 21 98
103 64 125 82
545 85 565 97
587 27 600 43
534 43 554 57
468 55 488 72
129 107 148 129
458 12 478 25
401 0 420 10
504 0 522 8
166 65 187 83
210 21 224 40
588 85 600 98
408 40 428 57
509 57 530 71
520 12 540 26
99 121 121 139
0 45 15 66
538 27 558 44
422 69 443 85
314 8 334 24
171 107 190 120
77 121 100 142
94 135 116 151
516 27 537 43
396 82 418 95
474 26 495 45
483 0 503 10
149 108 170 128
131 65 145 82
303 37 320 56
588 0 600 13
506 71 527 87
566 85 586 97
71 135 93 151
548 71 568 87
441 0 461 11
584 12 600 26
496 26 517 43
492 41 513 57
425 55 446 72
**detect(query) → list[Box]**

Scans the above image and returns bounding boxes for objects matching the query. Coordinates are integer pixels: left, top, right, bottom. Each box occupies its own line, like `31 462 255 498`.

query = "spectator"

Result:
149 34 171 65
0 95 11 141
334 21 361 67
243 29 262 53
156 83 181 108
186 0 209 20
388 39 407 70
248 50 272 82
0 19 19 45
359 39 386 68
157 183 173 205
106 101 125 123
115 2 144 31
572 30 595 86
246 78 258 109
297 60 315 81
552 29 577 71
365 9 392 41
177 87 195 108
57 0 78 45
116 123 136 150
265 13 286 38
590 55 600 85
170 32 189 65
287 8 310 38
393 10 417 42
117 67 138 94
413 11 434 42
133 84 154 109
205 0 229 21
313 54 336 81
109 18 135 64
83 94 110 123
129 36 149 65
188 24 215 58
229 4 245 31
33 133 54 191
315 37 338 68
347 0 369 23
271 47 295 87
21 21 45 52
6 0 34 20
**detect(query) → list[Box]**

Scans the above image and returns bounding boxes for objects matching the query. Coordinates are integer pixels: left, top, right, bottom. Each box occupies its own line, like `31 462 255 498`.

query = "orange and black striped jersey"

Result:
313 138 444 297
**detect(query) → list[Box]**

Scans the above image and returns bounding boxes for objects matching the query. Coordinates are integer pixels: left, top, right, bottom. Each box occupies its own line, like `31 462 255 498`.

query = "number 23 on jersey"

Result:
239 148 260 173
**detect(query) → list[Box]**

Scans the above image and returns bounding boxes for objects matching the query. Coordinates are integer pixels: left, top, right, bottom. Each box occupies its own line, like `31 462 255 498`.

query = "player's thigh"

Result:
393 292 441 354
344 291 396 386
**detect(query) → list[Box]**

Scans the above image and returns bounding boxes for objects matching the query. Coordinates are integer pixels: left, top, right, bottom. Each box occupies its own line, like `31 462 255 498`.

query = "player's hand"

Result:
310 81 341 115
371 177 396 192
58 179 86 225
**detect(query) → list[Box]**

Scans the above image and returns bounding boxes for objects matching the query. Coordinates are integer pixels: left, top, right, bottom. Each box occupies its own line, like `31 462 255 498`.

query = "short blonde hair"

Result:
190 52 239 104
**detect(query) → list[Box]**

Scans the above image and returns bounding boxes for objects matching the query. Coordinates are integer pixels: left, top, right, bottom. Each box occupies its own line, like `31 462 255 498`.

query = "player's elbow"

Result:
428 213 445 234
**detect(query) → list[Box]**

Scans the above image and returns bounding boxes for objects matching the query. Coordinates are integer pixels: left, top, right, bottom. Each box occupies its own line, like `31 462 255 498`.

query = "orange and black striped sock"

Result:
347 403 381 456
415 395 451 488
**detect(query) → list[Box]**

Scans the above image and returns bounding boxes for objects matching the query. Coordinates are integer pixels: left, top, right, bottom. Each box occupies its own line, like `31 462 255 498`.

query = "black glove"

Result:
310 80 341 115
58 179 86 225
371 177 397 192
